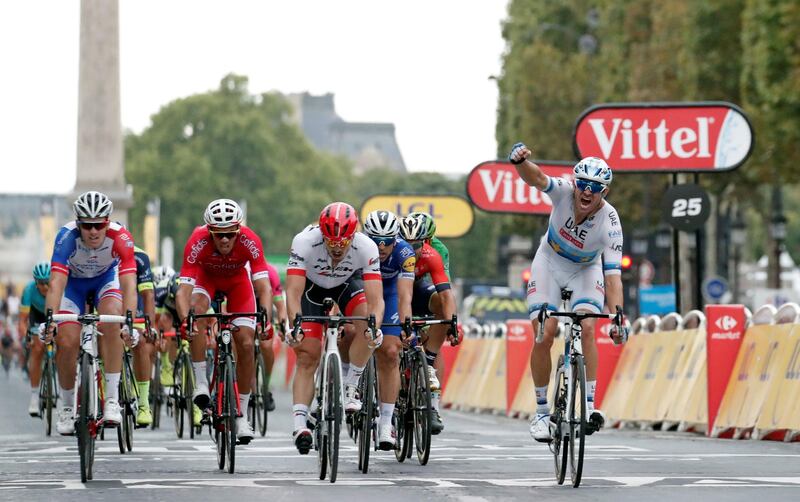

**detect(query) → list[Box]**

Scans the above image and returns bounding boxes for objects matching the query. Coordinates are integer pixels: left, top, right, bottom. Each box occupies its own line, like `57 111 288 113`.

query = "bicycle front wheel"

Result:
42 359 56 436
76 353 94 483
254 353 268 436
412 350 432 466
551 357 568 485
358 357 376 473
569 355 587 488
225 356 237 474
326 353 342 483
172 356 185 439
150 355 162 430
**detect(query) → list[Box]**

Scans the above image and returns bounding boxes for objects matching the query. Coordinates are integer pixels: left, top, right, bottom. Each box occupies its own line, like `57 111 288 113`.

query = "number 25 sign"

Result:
661 183 710 232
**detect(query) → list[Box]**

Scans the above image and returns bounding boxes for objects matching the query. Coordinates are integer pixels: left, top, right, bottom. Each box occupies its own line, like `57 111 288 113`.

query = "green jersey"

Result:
429 237 450 280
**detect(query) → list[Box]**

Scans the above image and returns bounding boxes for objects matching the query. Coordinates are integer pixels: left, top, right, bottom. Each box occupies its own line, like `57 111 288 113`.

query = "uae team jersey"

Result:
179 225 269 286
51 221 136 278
287 226 381 288
540 176 623 275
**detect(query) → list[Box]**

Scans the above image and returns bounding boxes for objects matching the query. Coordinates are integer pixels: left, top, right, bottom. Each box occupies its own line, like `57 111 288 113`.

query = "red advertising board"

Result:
466 161 574 215
573 102 753 172
506 320 534 413
594 318 625 408
705 304 747 435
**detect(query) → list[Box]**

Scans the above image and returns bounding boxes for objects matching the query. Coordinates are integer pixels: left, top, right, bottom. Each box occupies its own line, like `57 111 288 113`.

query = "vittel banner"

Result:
466 161 573 215
573 102 753 172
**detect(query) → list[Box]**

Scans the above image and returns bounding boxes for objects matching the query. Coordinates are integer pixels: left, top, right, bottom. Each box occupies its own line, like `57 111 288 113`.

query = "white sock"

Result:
31 387 38 396
341 362 350 379
60 387 75 408
239 393 250 417
293 404 309 430
535 385 549 414
380 402 395 428
105 373 120 401
587 380 597 411
345 364 364 388
431 391 440 411
192 361 208 388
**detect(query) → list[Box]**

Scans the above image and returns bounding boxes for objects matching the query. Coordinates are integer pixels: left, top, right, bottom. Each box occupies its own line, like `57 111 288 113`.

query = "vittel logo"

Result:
466 162 573 215
588 117 712 160
476 169 553 206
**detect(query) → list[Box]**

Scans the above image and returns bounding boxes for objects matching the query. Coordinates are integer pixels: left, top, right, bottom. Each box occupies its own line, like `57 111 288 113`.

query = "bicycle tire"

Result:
326 352 342 483
317 362 328 481
358 357 376 473
184 353 196 439
395 356 414 462
151 355 161 430
569 355 587 488
552 358 568 485
254 353 268 436
412 350 432 466
216 363 228 471
124 355 136 451
42 359 55 436
172 355 185 439
77 353 93 483
225 355 237 474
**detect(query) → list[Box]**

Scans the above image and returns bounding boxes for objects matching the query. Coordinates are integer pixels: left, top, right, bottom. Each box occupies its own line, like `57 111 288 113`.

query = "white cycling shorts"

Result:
526 250 605 318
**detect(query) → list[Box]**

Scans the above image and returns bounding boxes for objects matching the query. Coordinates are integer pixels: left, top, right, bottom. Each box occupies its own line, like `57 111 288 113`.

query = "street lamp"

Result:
730 209 747 303
770 184 787 289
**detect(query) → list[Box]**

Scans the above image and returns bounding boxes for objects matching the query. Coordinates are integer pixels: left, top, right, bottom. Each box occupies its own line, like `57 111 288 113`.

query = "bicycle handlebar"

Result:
536 304 624 344
185 310 266 338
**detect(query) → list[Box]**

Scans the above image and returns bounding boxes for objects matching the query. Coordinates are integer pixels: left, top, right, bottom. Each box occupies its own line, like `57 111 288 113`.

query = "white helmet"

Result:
573 157 613 185
364 210 400 238
152 265 175 285
73 191 113 219
398 214 427 242
204 199 243 228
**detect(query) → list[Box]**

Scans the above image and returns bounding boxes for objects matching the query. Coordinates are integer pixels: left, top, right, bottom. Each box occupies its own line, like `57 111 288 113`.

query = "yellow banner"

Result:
143 214 159 266
361 195 474 238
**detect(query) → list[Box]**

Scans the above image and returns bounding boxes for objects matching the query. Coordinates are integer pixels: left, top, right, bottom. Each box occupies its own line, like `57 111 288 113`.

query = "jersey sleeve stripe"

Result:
287 269 306 277
138 281 155 292
363 273 382 281
51 264 70 275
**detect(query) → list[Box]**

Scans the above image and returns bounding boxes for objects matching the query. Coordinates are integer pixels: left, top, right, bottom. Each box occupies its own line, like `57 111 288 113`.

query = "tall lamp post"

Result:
730 209 747 303
769 185 787 289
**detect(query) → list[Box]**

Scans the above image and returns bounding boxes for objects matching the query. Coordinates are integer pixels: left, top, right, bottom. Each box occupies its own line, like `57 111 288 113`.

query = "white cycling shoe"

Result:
56 407 75 435
378 425 396 451
427 366 440 391
193 382 210 409
344 385 362 413
103 398 122 425
236 417 254 444
529 413 553 443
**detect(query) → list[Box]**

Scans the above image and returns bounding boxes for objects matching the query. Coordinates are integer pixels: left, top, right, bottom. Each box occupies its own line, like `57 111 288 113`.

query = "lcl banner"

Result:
705 304 747 435
466 161 573 215
573 102 753 172
361 194 474 238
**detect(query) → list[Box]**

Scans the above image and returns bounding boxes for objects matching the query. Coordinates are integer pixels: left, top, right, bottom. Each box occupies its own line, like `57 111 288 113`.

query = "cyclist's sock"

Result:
136 380 150 409
424 349 438 368
341 362 350 380
587 380 596 407
345 364 364 388
60 387 75 408
30 387 38 396
105 373 120 401
293 404 309 430
431 391 441 411
239 392 250 415
535 385 549 414
192 361 208 389
380 402 394 429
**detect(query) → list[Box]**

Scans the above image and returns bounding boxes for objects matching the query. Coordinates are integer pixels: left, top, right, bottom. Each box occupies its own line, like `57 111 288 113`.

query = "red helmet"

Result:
319 202 358 242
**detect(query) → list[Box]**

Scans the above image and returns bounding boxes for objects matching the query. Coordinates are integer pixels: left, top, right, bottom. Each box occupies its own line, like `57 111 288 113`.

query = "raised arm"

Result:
508 142 550 191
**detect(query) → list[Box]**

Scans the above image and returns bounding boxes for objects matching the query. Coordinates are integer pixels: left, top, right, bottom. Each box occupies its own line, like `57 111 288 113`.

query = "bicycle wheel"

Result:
216 363 228 471
225 356 237 474
326 353 342 483
254 353 268 436
412 351 432 466
569 355 587 488
172 355 185 439
358 357 376 473
41 359 54 436
317 362 328 481
117 355 135 453
150 355 161 430
183 353 196 439
76 353 94 483
551 358 568 485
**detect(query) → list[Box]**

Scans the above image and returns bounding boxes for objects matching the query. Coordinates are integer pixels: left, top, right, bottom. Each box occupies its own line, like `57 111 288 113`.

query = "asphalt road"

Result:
1 365 799 501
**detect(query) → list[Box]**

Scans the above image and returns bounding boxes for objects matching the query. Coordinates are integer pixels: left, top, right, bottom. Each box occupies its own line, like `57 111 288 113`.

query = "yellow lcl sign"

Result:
361 195 474 238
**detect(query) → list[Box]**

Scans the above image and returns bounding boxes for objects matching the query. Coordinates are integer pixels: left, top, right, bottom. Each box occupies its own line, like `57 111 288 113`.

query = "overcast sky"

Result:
0 0 509 194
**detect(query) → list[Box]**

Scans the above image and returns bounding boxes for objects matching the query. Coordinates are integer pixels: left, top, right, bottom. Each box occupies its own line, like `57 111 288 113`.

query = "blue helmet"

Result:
32 261 51 281
573 157 612 185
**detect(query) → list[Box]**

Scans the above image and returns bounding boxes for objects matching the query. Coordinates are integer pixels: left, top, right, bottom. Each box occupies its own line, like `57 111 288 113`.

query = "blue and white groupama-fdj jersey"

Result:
540 176 623 274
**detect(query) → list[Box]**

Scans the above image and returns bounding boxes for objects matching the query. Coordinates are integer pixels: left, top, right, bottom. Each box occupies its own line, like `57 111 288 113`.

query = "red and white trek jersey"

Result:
51 221 136 278
287 225 381 288
179 225 269 286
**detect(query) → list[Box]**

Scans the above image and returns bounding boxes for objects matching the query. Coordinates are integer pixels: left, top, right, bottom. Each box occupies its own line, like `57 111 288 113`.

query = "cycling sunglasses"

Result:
324 237 352 249
370 235 396 247
575 179 607 194
35 280 50 286
78 220 109 231
209 226 240 240
409 240 424 250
